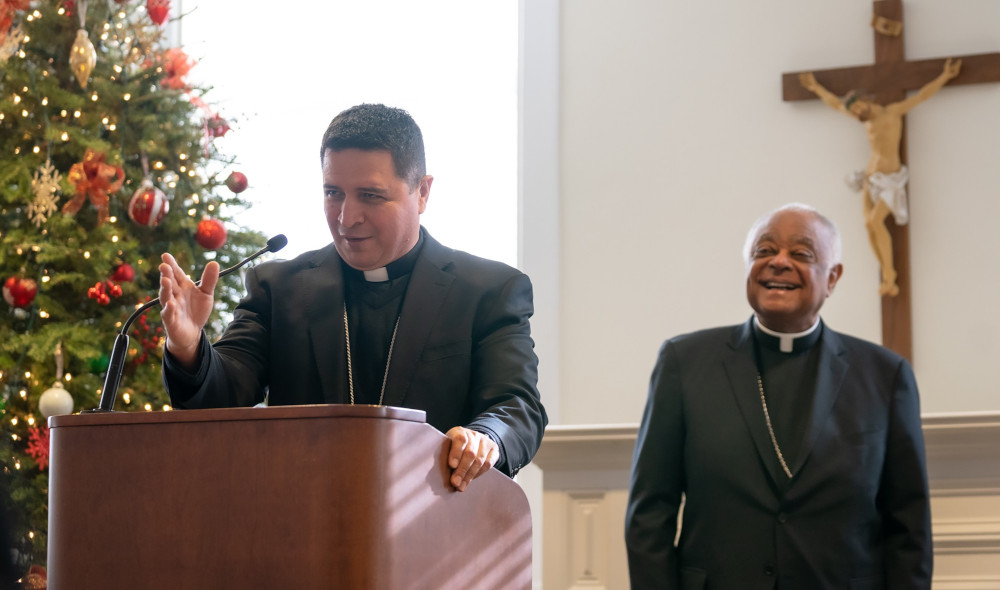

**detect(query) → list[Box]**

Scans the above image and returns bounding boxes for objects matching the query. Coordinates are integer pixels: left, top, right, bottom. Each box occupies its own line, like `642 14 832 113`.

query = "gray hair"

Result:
743 203 842 269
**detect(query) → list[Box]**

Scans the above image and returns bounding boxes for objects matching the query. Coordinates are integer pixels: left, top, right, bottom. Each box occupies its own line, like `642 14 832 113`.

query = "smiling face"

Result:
323 148 431 271
745 208 843 333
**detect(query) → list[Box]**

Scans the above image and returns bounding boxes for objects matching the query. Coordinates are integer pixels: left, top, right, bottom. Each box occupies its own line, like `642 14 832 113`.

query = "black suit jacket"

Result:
163 230 547 477
625 319 932 589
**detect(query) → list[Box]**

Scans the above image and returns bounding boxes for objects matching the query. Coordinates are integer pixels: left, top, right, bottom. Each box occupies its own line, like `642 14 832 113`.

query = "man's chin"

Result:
754 307 820 333
753 292 801 310
337 255 370 271
334 244 375 270
752 303 799 323
343 259 378 272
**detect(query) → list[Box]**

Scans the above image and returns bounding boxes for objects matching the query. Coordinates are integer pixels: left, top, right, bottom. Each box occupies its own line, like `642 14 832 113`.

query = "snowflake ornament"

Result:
28 160 62 227
0 24 25 64
26 424 50 471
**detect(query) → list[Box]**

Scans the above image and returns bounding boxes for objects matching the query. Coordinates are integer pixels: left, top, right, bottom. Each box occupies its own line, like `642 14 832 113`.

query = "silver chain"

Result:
343 303 400 406
756 374 793 479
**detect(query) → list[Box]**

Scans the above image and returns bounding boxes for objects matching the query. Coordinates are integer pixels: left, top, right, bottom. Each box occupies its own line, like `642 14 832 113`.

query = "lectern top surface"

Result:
48 403 426 429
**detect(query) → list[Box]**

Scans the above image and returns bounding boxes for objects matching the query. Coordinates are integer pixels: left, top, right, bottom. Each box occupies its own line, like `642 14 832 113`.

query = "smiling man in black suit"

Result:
626 203 932 589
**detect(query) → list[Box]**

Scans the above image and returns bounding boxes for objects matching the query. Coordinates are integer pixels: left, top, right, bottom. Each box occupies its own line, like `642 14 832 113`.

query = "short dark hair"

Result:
319 104 426 188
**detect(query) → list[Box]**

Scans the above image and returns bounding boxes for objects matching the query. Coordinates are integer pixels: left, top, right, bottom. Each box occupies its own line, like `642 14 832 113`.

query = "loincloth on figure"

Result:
845 166 909 225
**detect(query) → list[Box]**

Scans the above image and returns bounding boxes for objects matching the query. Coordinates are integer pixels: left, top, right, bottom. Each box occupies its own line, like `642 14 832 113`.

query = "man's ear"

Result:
826 263 844 296
416 175 433 214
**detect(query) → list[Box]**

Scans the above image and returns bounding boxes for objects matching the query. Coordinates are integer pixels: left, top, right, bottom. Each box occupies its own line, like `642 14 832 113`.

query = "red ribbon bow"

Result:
63 149 125 225
0 0 31 44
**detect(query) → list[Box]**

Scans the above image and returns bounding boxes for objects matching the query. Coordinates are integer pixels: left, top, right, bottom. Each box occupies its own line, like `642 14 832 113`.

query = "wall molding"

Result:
933 517 1000 554
931 576 1000 590
534 412 1000 488
922 412 1000 493
534 412 1000 588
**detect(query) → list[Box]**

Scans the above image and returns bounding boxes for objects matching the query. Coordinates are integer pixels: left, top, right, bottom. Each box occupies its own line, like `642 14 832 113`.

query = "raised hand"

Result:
158 253 220 369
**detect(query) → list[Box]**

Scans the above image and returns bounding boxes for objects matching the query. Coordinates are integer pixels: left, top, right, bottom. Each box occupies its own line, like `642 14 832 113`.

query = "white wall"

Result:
522 0 1000 425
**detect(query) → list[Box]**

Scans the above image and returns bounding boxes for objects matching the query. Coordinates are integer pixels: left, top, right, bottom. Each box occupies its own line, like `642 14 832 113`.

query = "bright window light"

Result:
183 2 517 266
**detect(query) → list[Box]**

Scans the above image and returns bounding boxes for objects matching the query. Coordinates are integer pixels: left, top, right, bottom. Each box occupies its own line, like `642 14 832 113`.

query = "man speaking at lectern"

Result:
158 104 546 492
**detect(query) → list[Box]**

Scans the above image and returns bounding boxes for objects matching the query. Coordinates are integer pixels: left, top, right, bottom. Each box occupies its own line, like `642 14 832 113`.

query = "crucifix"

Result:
781 0 1000 362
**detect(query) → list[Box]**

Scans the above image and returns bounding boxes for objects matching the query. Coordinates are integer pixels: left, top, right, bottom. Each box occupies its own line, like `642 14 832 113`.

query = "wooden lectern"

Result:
47 405 532 589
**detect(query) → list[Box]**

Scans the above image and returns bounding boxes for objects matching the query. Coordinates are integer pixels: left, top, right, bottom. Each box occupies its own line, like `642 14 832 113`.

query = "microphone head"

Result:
266 234 288 253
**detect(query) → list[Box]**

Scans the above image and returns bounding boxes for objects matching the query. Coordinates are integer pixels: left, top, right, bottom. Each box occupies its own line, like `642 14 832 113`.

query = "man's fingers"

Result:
453 433 481 482
159 257 181 307
461 449 491 484
467 439 500 479
446 427 482 491
159 253 220 295
447 427 468 469
161 253 186 282
199 261 220 295
160 253 196 293
445 427 500 492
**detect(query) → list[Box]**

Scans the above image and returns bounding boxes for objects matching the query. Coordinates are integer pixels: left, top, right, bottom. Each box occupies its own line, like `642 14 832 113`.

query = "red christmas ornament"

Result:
206 113 230 138
23 565 46 590
111 262 135 283
87 280 122 306
147 0 170 25
131 301 164 365
3 276 37 308
88 282 110 305
225 171 248 193
195 218 227 250
128 181 169 227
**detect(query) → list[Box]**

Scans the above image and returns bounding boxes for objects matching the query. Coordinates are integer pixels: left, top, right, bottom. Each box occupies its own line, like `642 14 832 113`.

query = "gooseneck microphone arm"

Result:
89 235 288 413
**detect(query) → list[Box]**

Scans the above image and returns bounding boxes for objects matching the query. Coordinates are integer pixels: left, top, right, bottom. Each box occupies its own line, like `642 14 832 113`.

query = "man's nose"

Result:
768 249 793 269
338 196 364 227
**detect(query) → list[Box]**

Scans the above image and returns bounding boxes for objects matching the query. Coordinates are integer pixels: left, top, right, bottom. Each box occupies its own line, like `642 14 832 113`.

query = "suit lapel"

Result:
304 245 349 404
789 323 849 475
723 319 787 492
380 233 454 408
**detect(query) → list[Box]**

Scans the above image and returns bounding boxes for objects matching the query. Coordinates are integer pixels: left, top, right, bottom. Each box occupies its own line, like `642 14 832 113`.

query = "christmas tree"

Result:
0 0 266 576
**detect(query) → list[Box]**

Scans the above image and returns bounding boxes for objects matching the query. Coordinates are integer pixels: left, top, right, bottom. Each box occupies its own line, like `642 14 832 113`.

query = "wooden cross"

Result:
781 0 1000 363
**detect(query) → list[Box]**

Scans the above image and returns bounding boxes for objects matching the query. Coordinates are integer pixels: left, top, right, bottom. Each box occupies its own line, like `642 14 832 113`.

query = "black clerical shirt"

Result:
341 232 425 405
751 321 823 480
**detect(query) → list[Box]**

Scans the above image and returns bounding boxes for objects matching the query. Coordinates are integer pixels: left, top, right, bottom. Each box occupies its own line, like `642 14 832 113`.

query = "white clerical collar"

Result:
754 317 821 353
352 230 424 283
362 267 389 282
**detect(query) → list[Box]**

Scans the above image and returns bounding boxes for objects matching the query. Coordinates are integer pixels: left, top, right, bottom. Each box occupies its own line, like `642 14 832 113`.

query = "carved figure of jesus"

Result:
799 58 961 296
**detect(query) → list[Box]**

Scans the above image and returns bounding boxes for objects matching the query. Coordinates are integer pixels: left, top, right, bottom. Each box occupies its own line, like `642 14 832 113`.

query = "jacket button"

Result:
777 513 788 523
764 565 775 576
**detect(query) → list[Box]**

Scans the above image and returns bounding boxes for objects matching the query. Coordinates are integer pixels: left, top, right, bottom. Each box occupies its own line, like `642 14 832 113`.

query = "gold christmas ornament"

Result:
69 29 97 89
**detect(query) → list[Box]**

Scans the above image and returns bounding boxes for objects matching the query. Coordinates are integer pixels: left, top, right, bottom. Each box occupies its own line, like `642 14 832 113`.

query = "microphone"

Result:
88 235 288 412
